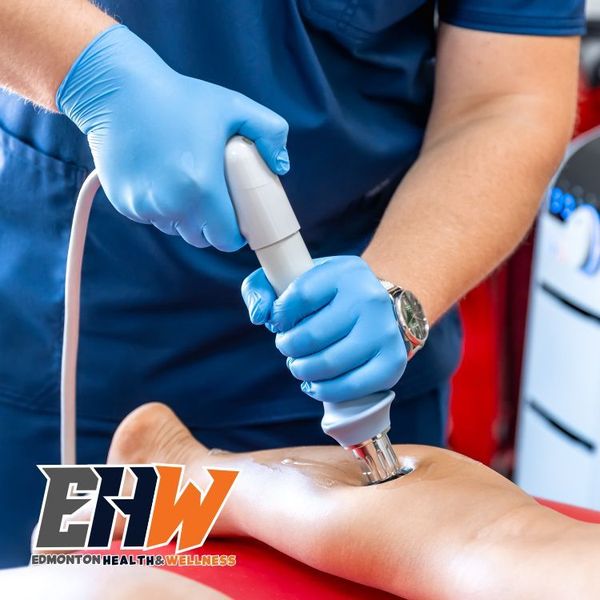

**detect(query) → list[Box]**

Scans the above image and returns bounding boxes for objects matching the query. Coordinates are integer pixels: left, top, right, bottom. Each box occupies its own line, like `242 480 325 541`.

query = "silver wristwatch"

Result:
379 280 429 360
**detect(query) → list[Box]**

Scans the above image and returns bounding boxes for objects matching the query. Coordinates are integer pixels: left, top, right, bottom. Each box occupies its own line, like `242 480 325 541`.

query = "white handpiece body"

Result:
224 136 396 449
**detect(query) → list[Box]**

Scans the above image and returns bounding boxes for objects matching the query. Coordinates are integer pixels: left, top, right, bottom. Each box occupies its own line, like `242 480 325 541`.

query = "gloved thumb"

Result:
237 102 290 176
241 268 277 325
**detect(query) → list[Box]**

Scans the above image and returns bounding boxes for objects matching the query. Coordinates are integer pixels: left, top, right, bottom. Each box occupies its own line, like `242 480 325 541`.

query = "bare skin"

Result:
0 0 113 108
363 26 579 322
99 403 600 600
2 563 228 600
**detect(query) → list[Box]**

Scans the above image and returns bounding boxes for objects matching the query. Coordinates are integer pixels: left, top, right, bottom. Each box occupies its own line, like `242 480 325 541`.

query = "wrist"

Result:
362 250 440 324
48 12 116 111
0 0 114 111
56 24 160 133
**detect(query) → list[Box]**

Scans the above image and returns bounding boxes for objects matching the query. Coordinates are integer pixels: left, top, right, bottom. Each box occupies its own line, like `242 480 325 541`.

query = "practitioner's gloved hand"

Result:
57 24 289 251
242 256 407 403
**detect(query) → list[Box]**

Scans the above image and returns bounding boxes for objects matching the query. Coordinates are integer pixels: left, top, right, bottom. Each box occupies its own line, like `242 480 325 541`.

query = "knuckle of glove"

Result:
286 359 304 381
294 326 321 356
274 332 293 357
332 379 361 403
211 229 244 253
287 277 311 308
317 354 339 379
277 327 315 358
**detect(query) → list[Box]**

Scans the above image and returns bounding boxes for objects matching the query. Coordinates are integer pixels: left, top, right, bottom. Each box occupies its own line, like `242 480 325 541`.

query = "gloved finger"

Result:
93 168 148 225
201 170 246 252
236 100 290 176
300 344 406 404
269 258 337 332
286 326 378 382
241 268 277 325
274 296 357 358
175 219 211 248
150 219 178 236
104 192 149 224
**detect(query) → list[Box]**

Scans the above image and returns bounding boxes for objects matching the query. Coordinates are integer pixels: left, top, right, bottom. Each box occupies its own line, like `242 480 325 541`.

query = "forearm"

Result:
553 522 600 597
107 405 600 600
363 98 573 323
0 0 114 109
461 506 600 600
216 450 600 600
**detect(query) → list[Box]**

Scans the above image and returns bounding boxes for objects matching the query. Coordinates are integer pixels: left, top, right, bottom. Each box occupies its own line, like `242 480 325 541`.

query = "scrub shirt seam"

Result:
305 0 383 39
440 7 585 24
0 123 88 179
439 9 585 32
0 391 454 429
337 0 359 34
0 390 328 428
0 386 57 413
441 18 585 37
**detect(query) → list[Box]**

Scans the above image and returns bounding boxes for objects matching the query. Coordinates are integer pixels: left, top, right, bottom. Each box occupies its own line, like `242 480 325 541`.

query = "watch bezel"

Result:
394 290 430 347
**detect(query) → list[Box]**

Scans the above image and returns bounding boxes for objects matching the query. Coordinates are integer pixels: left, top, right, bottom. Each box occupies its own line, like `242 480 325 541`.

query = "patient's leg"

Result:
109 403 600 600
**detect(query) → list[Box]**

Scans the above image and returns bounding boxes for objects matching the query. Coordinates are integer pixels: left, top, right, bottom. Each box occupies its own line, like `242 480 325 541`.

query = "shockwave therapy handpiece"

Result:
60 139 402 483
225 136 402 484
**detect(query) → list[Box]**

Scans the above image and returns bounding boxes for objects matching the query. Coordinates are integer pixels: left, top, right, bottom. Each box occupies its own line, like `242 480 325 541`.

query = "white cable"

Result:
61 170 101 465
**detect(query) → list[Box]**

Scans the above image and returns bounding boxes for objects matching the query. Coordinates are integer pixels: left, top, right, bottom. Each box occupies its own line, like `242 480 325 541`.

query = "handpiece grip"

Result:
225 136 394 448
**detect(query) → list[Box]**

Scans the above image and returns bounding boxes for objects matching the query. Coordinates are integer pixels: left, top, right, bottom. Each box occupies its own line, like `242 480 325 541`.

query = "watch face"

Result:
398 291 429 343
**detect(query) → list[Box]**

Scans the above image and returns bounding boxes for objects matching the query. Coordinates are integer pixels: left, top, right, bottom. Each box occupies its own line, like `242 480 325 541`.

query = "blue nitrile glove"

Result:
56 24 289 251
242 256 407 403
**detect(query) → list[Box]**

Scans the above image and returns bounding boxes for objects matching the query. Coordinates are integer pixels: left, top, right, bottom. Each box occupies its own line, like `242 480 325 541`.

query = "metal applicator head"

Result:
349 433 403 484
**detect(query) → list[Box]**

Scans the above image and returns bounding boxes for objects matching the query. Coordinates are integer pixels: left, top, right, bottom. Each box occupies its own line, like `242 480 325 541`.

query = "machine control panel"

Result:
547 134 600 275
547 133 600 220
548 185 600 221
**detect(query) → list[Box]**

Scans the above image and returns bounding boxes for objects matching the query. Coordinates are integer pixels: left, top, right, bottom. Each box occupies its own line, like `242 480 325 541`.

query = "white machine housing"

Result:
515 128 600 509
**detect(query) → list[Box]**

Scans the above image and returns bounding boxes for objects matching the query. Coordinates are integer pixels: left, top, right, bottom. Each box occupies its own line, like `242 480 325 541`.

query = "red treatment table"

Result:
103 498 600 599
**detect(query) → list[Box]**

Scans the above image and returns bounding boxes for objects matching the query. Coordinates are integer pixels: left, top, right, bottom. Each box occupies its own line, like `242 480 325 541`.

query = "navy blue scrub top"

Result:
0 1 585 429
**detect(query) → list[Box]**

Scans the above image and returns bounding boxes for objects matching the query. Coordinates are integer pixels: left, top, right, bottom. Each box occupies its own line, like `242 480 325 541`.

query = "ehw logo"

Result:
34 464 238 553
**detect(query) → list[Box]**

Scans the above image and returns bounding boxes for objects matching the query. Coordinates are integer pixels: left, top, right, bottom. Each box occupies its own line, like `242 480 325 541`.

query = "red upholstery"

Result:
103 537 398 599
157 537 399 599
449 279 504 465
537 498 600 524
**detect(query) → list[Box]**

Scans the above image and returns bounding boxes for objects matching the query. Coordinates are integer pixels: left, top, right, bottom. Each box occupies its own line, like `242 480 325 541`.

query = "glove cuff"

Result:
55 24 159 134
